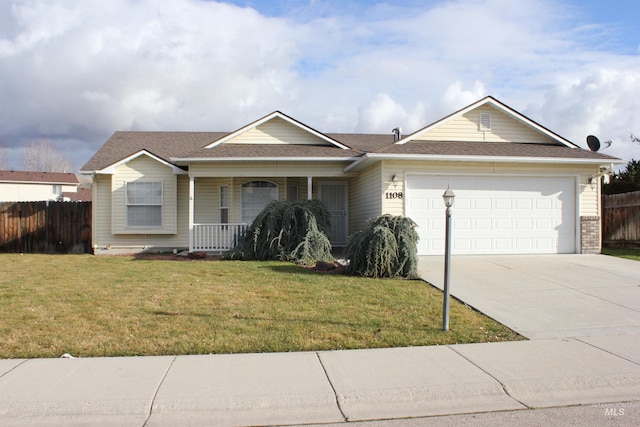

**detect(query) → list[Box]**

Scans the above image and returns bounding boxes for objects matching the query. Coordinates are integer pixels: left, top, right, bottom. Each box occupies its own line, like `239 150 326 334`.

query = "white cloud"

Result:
0 0 639 170
354 93 426 134
533 66 640 160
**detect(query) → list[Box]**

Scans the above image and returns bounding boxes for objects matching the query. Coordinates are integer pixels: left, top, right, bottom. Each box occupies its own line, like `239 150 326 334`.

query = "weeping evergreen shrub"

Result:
344 214 419 279
224 199 333 265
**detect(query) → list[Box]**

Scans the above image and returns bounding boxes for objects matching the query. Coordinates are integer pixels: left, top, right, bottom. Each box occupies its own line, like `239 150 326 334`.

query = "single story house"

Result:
81 96 621 256
0 170 80 202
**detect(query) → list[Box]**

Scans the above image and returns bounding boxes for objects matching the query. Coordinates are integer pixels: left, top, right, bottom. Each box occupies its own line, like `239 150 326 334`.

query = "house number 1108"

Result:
385 192 404 199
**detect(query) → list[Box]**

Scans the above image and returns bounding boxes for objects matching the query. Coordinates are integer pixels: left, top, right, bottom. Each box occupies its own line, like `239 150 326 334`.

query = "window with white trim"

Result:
242 181 278 223
220 185 229 224
126 181 162 227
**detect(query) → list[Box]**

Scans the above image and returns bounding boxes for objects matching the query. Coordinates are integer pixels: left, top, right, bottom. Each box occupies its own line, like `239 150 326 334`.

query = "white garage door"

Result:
406 175 576 255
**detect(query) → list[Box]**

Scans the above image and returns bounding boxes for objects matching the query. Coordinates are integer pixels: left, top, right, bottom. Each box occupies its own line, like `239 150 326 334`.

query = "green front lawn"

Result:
0 254 522 358
602 248 640 261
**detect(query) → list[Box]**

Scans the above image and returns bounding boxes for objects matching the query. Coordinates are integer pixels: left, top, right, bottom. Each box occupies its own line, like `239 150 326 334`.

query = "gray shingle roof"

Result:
81 131 228 171
81 129 619 172
374 141 619 161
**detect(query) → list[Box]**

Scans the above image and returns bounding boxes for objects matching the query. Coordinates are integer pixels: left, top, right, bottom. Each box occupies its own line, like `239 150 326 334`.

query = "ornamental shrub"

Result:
344 214 419 279
224 199 333 266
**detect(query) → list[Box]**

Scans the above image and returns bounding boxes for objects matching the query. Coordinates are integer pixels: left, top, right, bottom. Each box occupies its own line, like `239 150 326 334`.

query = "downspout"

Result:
188 175 194 252
91 173 97 254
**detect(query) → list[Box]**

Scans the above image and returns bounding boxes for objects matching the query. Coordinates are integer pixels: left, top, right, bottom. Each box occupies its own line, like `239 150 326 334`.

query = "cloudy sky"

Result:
1 0 639 171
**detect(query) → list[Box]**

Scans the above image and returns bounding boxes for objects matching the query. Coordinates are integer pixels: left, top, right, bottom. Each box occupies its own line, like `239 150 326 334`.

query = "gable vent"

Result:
479 112 491 131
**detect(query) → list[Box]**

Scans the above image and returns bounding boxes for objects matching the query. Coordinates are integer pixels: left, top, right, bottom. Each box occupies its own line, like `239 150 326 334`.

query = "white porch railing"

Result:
192 223 248 253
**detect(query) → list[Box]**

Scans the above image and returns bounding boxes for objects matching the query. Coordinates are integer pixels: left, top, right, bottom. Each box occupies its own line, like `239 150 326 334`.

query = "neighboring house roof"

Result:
81 97 622 173
0 170 79 185
62 188 92 201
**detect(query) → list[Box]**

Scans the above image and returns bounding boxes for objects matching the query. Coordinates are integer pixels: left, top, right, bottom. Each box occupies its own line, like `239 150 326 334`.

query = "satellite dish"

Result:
586 135 600 152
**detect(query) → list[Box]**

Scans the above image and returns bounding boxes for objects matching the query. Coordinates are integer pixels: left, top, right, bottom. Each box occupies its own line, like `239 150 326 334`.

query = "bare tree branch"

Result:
0 144 8 170
22 139 74 172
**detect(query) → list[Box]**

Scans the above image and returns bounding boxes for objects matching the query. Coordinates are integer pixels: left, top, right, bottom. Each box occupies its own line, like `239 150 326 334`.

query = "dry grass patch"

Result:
0 254 523 358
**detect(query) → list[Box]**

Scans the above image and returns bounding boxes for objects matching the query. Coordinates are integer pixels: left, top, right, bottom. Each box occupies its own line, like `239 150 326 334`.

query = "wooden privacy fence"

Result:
602 191 640 248
0 201 92 254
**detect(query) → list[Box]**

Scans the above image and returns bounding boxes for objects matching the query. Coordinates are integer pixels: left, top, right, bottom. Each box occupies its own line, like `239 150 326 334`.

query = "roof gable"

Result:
93 150 186 175
204 111 350 150
398 96 577 148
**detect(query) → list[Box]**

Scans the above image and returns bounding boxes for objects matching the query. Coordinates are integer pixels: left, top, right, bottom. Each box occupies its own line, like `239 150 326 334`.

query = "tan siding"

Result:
194 178 216 224
193 177 234 223
111 155 178 235
189 161 349 177
93 174 112 249
93 173 188 252
381 162 405 216
415 105 555 143
226 117 331 145
349 163 383 233
579 174 600 216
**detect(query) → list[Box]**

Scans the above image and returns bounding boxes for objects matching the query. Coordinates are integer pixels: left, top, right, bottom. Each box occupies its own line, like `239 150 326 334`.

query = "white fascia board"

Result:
94 150 186 175
345 153 623 172
171 156 360 163
204 111 350 150
396 96 576 148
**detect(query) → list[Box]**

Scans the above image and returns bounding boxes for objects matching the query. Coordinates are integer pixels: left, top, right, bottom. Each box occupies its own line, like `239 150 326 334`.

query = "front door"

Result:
319 182 348 246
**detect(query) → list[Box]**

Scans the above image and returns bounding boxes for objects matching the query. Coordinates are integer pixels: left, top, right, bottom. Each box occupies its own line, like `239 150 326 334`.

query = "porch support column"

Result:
188 175 194 252
307 176 313 200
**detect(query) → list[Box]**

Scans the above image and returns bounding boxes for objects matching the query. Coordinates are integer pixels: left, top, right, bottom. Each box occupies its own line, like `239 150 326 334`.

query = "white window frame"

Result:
220 185 229 225
126 181 163 228
242 180 278 223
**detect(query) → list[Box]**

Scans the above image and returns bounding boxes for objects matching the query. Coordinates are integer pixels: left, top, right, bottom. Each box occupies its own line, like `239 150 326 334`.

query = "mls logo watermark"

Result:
604 407 625 417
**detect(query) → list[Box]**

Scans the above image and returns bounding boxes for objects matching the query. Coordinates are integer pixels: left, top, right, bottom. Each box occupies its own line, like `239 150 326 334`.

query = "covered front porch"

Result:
187 173 349 253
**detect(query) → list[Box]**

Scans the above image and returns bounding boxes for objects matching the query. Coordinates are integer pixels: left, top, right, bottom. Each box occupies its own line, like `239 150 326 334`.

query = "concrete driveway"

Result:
418 254 640 339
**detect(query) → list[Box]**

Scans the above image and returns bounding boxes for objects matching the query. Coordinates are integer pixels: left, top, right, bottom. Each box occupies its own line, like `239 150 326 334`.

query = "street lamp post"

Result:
442 188 455 331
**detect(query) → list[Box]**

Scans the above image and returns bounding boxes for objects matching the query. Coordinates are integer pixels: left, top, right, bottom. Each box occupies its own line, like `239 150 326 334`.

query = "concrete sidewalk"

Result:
2 337 640 426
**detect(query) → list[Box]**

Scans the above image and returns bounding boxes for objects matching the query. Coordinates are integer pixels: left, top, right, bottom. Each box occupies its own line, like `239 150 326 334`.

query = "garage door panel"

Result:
516 218 533 229
474 198 492 210
515 199 533 210
406 175 575 255
495 198 512 210
474 218 492 229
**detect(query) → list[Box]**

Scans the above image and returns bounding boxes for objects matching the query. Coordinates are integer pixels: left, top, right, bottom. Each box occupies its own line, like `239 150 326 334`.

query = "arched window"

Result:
242 181 278 223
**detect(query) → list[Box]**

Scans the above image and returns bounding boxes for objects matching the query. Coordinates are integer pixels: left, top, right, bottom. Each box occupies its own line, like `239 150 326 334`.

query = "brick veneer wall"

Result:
580 216 601 254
